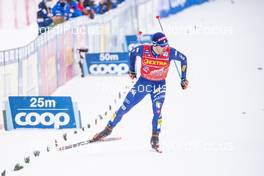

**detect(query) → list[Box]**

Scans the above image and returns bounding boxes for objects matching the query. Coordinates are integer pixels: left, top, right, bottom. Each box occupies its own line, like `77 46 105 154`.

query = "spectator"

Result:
95 0 112 14
111 0 118 9
81 0 96 19
111 0 125 9
77 0 85 12
37 0 53 34
105 0 112 11
52 0 70 24
67 0 83 18
37 0 125 30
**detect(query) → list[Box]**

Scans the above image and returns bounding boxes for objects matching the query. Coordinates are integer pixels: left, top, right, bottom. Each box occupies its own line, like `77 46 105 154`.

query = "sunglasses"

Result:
154 43 168 48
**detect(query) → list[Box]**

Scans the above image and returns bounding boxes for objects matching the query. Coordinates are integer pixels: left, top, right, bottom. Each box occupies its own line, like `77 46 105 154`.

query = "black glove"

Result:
128 71 137 80
181 78 189 90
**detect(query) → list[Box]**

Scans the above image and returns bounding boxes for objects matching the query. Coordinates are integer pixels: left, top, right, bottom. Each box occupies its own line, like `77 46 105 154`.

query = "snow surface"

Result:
1 0 264 176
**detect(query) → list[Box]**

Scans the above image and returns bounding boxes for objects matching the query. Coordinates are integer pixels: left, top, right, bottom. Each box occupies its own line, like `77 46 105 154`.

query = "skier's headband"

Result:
153 37 168 48
153 41 168 48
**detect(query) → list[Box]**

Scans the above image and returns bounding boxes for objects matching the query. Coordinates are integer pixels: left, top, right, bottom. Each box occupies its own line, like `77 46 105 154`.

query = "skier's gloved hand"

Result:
128 71 137 80
181 78 189 90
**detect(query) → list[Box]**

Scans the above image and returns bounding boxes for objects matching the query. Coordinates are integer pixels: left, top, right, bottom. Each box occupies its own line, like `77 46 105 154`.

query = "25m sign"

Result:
5 96 81 130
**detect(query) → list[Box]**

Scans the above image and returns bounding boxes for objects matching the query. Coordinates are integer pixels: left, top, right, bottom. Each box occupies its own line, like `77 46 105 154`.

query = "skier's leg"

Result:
150 83 166 148
93 78 149 141
108 77 148 127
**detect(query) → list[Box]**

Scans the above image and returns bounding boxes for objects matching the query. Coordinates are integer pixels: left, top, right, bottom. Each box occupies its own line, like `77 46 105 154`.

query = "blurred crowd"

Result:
37 0 125 34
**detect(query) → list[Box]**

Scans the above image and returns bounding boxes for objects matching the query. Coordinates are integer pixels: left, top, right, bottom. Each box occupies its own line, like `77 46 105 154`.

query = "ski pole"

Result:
155 16 182 80
137 31 143 44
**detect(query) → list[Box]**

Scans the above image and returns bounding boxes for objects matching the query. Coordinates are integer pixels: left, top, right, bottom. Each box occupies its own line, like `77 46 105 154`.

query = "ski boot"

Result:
91 125 113 142
150 132 162 153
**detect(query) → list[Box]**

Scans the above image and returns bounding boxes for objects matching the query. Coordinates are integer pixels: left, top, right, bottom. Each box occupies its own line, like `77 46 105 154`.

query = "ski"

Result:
154 148 163 153
57 137 122 151
151 147 163 153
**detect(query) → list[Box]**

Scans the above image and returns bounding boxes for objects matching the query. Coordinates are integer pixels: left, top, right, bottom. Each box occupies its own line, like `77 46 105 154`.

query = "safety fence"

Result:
159 0 208 18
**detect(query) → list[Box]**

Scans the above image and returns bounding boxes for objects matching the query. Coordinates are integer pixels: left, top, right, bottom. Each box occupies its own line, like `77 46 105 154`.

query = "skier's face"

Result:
153 44 168 55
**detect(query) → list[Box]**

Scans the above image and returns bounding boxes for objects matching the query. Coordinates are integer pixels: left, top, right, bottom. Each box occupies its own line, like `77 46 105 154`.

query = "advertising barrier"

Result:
38 41 57 95
56 32 66 87
2 63 19 97
21 53 39 96
84 52 130 76
5 96 81 130
64 30 74 82
159 0 208 18
0 65 5 103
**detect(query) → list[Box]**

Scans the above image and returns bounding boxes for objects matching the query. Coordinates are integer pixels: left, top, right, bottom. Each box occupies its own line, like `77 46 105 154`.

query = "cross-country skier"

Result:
92 32 188 151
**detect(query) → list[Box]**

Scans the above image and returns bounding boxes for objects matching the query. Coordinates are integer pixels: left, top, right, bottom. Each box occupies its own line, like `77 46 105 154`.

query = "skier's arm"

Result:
170 48 188 89
129 46 143 78
170 48 187 80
